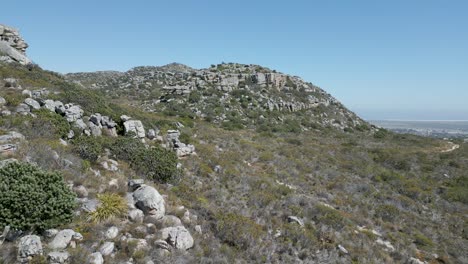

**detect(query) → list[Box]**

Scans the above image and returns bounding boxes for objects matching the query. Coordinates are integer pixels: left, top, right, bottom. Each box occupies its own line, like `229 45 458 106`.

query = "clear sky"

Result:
2 0 467 120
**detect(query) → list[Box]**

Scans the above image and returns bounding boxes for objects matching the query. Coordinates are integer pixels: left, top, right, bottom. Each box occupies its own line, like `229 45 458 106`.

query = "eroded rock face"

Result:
17 235 43 263
0 24 31 65
132 185 165 219
123 120 145 138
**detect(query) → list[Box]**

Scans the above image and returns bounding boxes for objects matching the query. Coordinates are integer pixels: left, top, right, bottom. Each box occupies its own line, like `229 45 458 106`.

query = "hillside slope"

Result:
0 31 466 263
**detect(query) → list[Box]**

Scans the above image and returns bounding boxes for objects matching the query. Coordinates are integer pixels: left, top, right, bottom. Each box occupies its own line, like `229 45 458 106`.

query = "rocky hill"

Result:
66 62 367 132
0 24 467 264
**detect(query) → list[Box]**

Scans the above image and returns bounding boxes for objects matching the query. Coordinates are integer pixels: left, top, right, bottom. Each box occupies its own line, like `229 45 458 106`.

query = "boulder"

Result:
64 104 84 122
24 98 40 110
105 226 119 240
48 251 70 264
17 235 43 263
123 120 145 138
21 89 32 97
128 209 144 223
155 215 183 229
88 252 104 264
15 103 30 114
133 185 165 218
120 115 132 122
99 241 114 256
42 99 57 112
49 229 82 250
158 226 194 250
0 96 6 105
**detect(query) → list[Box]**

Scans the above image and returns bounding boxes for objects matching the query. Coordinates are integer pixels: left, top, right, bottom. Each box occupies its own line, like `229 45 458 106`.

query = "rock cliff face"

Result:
0 24 31 65
66 63 366 131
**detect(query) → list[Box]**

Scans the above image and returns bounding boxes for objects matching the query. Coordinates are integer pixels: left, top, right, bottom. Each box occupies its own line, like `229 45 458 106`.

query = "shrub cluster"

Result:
72 135 180 183
0 162 76 231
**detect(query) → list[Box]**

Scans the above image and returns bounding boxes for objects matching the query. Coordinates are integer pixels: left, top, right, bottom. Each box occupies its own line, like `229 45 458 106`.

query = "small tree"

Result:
0 162 76 232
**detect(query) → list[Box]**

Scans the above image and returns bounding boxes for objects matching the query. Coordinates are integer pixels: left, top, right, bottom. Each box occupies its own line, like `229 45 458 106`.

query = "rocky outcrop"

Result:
0 24 31 65
166 130 196 157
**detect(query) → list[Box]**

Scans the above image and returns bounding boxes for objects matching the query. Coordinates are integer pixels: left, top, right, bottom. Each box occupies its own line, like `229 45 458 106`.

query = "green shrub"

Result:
414 232 434 247
32 109 71 139
88 193 128 223
0 162 76 231
72 136 106 162
132 146 180 183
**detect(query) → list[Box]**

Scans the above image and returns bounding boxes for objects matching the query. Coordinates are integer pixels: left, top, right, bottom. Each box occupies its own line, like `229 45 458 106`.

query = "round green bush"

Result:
0 162 76 231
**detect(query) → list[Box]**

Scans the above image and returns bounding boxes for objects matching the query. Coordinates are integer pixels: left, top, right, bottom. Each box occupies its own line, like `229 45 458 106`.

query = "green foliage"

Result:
111 137 180 183
32 109 71 139
131 145 180 183
72 136 108 162
88 193 128 223
0 162 76 231
214 212 265 250
414 232 434 248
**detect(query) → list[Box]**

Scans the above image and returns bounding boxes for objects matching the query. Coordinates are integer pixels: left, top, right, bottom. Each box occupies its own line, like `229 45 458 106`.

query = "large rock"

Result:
158 226 194 250
0 41 31 65
64 104 84 122
48 229 82 250
105 226 119 239
17 235 43 263
88 252 104 264
133 185 165 218
123 120 145 138
0 131 25 143
99 241 114 256
24 98 40 110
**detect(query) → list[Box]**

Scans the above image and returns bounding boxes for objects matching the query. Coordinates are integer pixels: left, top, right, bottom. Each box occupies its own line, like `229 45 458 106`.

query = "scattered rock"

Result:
17 235 43 263
88 252 104 264
337 244 348 254
48 251 70 264
105 226 119 240
49 229 82 250
99 241 115 256
287 216 304 227
158 226 194 250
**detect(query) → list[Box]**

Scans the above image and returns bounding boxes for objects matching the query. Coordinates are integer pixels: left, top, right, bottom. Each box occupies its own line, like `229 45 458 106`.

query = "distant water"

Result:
368 120 468 138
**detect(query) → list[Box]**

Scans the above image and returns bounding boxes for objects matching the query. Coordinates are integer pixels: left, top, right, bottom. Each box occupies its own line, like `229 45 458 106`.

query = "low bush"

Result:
88 193 128 223
0 162 76 231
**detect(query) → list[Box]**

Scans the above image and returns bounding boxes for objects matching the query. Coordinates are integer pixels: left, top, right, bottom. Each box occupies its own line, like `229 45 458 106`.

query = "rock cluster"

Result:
0 24 31 65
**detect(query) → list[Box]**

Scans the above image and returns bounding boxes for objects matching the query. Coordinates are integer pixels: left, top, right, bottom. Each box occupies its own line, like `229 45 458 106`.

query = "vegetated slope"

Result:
66 62 368 132
1 62 467 264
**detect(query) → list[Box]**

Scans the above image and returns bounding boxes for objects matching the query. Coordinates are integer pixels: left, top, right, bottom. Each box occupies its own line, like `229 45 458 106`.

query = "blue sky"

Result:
2 0 467 120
